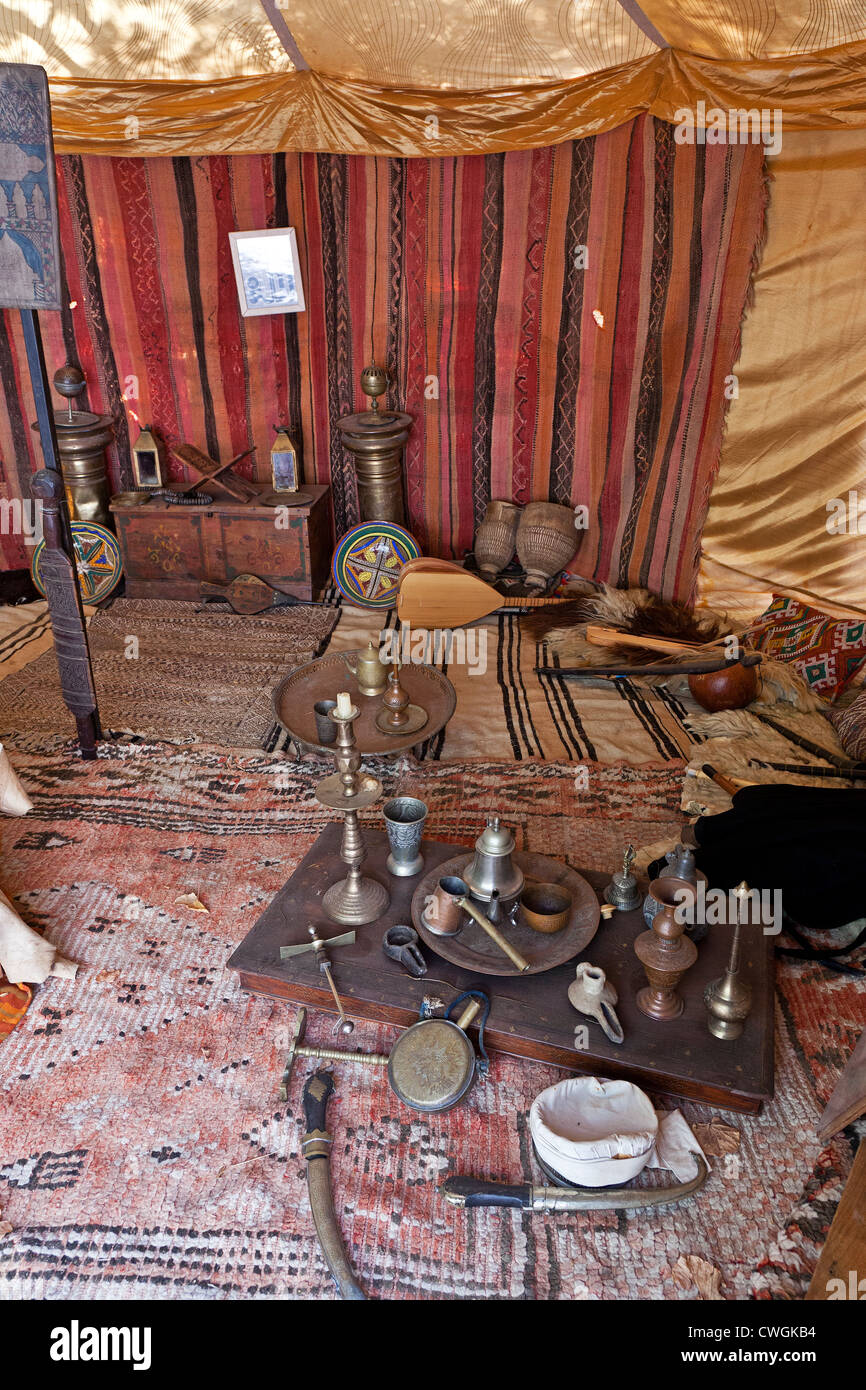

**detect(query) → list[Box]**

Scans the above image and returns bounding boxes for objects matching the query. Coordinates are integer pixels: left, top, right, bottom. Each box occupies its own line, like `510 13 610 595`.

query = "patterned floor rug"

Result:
0 737 860 1300
0 598 337 750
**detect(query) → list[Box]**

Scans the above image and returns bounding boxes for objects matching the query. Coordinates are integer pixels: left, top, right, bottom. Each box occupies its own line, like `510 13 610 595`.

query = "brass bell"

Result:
463 816 524 906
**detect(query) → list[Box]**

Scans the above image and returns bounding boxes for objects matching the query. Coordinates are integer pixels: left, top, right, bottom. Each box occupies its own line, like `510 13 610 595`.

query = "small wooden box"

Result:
110 484 331 601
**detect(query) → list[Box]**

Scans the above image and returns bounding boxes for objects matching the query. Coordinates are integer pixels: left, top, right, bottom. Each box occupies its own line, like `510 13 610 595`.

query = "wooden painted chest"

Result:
110 485 332 601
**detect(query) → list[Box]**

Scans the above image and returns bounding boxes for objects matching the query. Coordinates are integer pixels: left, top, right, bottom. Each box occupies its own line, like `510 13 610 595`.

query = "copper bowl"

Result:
520 881 572 934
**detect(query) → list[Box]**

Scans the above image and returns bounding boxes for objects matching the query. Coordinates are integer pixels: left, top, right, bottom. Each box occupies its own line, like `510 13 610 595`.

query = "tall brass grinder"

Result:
337 361 412 525
32 364 115 529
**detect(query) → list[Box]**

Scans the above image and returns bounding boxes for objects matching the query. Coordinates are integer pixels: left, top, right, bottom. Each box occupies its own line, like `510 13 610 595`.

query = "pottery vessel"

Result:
474 500 521 579
515 502 578 589
688 660 760 712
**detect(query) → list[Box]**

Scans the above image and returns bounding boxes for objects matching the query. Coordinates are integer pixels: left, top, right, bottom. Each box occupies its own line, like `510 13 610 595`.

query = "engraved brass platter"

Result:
411 851 600 977
273 651 456 756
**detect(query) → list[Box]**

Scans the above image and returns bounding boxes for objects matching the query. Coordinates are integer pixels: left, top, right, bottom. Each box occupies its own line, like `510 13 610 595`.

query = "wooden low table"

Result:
228 824 774 1114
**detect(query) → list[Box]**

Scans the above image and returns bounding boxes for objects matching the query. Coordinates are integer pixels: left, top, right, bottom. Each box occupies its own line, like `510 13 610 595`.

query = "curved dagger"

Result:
439 1154 709 1212
301 1069 366 1300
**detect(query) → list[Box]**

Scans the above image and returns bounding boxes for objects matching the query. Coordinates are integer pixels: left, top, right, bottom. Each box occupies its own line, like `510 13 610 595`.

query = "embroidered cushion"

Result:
745 596 866 701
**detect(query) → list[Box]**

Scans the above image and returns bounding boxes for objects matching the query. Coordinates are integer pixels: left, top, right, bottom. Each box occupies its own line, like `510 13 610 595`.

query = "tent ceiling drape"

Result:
4 2 866 156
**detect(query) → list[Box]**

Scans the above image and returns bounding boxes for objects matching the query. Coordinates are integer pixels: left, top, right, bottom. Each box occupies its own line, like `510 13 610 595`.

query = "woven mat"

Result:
268 604 700 765
0 598 337 750
0 736 859 1300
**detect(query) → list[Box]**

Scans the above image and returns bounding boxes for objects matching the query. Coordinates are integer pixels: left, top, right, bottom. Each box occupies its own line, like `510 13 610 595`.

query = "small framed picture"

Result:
229 228 305 317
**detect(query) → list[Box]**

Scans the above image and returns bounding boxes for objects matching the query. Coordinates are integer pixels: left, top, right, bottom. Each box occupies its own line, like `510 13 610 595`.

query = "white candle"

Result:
336 691 353 718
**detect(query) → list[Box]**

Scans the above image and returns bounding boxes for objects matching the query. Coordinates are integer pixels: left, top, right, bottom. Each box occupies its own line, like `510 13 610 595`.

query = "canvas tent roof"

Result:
3 1 866 155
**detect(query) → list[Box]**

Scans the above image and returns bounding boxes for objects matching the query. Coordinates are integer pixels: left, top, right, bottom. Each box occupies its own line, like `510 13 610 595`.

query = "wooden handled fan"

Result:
397 566 570 628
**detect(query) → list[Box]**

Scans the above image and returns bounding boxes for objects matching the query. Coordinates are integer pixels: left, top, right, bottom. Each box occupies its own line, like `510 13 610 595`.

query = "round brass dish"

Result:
411 852 600 977
273 652 456 757
375 702 428 736
257 489 314 508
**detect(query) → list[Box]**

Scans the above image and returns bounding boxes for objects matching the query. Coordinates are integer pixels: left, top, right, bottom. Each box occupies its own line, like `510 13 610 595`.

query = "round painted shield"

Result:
331 521 421 608
31 520 123 604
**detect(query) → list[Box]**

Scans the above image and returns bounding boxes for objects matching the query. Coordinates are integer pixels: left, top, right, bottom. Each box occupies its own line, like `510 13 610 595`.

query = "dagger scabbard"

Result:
439 1155 709 1212
301 1069 366 1301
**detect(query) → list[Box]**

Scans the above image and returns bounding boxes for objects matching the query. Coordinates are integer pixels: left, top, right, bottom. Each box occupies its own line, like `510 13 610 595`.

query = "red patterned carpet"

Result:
0 736 860 1300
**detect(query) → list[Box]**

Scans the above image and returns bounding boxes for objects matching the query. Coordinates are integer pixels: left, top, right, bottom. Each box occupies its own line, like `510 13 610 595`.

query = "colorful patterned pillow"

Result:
830 688 866 760
745 596 866 701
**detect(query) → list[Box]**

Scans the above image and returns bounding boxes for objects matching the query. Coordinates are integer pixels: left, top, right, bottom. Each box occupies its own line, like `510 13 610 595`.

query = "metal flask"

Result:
462 816 524 906
388 999 482 1113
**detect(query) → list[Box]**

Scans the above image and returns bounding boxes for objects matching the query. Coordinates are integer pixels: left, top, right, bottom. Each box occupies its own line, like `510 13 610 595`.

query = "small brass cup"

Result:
520 882 571 934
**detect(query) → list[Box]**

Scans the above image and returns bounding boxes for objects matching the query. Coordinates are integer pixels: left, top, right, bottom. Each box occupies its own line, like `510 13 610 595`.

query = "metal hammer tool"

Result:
279 1007 389 1101
280 924 356 1035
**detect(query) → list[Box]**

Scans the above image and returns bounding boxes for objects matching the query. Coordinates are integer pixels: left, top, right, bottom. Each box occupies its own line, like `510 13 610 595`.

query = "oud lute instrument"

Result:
397 566 570 628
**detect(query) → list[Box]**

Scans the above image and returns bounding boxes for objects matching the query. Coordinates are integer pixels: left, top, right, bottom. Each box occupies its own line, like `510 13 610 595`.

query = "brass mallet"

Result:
279 1007 390 1101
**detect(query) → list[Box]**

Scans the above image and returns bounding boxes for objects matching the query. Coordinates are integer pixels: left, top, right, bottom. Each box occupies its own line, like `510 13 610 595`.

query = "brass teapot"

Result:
343 640 388 696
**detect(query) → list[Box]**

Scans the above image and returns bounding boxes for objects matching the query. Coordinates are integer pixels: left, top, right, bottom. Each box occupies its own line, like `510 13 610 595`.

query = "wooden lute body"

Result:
397 564 570 628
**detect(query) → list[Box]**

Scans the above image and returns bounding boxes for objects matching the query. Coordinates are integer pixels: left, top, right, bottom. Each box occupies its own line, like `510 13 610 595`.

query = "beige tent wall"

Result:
699 130 866 621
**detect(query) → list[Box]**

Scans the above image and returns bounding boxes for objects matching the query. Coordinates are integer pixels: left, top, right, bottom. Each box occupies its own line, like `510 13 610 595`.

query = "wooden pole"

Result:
21 309 100 757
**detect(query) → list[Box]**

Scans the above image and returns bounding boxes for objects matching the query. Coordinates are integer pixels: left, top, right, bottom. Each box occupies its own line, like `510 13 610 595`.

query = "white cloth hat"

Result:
530 1076 658 1187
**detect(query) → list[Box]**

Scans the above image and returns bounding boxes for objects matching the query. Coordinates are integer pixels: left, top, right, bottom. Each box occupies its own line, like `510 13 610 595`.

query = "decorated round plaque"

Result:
331 521 421 608
31 520 123 604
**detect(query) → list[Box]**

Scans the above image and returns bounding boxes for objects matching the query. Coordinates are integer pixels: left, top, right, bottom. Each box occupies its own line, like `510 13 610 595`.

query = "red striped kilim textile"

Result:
0 121 765 599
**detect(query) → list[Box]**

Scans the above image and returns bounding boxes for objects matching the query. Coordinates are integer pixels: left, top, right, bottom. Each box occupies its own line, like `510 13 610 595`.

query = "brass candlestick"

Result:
375 660 428 736
704 881 754 1040
633 876 698 1021
316 696 390 926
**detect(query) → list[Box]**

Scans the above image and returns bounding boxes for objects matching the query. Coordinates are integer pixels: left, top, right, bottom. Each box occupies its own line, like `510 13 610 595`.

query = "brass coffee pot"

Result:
463 816 524 906
343 640 388 696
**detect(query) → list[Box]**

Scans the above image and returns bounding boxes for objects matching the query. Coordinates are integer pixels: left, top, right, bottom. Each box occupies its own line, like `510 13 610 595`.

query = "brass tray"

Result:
411 851 600 977
273 651 457 756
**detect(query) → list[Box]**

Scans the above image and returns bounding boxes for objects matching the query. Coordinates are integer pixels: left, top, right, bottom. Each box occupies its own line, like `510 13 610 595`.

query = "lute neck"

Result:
500 594 570 608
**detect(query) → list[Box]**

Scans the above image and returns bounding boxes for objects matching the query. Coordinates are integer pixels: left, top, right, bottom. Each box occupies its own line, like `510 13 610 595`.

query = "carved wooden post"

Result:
31 468 101 758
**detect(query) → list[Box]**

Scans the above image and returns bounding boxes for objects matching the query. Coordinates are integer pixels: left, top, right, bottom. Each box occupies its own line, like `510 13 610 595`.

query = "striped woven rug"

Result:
0 123 765 599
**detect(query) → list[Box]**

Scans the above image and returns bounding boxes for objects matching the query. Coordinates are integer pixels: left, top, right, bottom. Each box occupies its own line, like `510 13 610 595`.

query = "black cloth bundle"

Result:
692 785 866 936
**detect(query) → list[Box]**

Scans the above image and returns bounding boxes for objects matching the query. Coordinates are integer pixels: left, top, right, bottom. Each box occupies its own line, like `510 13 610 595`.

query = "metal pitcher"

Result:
463 816 524 905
